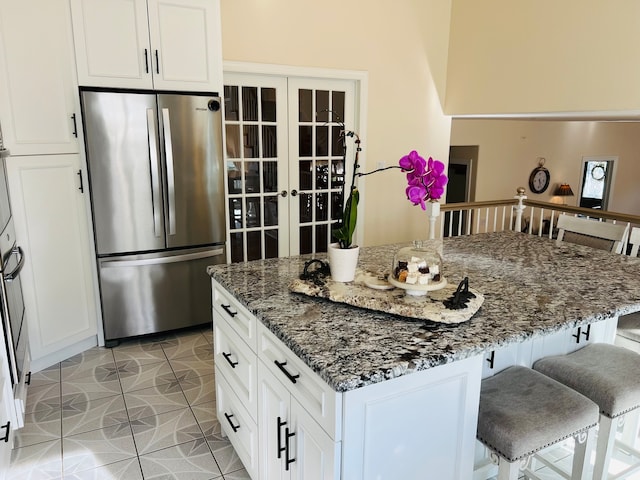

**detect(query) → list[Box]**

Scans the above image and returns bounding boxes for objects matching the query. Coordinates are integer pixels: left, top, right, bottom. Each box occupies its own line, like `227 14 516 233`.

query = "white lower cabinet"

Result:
6 154 98 370
257 361 339 480
212 279 484 479
0 334 15 480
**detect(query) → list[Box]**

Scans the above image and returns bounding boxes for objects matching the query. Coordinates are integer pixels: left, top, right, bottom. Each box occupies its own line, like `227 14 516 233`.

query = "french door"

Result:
223 73 356 262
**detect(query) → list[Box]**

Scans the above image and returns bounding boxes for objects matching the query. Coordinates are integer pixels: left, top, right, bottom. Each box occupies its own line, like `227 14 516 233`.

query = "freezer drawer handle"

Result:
274 360 300 384
224 412 240 433
220 304 237 318
100 249 224 268
222 351 238 368
0 421 9 442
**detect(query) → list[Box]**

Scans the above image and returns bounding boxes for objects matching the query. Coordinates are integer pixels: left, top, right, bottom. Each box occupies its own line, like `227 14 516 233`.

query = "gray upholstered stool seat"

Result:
534 343 640 479
617 312 640 343
476 365 598 479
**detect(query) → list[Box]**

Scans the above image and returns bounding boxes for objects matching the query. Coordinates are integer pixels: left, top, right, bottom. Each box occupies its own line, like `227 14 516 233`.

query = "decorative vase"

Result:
327 243 360 282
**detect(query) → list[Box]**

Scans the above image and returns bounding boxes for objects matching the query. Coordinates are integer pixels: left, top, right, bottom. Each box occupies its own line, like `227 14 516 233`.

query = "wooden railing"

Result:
431 189 640 255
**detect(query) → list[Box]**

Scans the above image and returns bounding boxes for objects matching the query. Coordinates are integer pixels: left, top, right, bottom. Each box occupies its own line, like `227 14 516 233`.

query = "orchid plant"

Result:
399 150 448 209
326 113 448 249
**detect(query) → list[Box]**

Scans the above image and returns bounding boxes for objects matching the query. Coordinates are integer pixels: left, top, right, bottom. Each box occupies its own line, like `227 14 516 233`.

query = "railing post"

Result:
514 187 527 232
426 201 440 240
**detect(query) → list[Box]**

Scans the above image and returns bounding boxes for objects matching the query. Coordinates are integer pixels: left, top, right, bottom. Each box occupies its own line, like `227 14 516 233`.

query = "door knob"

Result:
280 190 288 197
291 190 298 197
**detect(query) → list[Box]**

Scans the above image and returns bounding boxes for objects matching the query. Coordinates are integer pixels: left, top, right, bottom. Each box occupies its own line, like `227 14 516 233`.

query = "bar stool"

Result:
476 365 599 479
534 343 640 479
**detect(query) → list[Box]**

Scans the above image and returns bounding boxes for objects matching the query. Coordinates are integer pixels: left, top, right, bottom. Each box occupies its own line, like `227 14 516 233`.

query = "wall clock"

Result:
528 158 550 194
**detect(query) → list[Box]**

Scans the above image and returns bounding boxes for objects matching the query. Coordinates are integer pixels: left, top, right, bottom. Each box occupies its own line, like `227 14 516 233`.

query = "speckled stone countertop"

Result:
208 231 640 393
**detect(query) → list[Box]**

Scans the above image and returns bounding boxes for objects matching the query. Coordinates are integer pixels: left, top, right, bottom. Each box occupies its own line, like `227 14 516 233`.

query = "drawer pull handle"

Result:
486 351 495 369
224 412 240 433
572 327 582 343
581 324 591 341
25 371 32 385
285 426 296 470
0 421 9 442
277 416 287 458
221 304 238 318
222 351 238 368
274 360 300 384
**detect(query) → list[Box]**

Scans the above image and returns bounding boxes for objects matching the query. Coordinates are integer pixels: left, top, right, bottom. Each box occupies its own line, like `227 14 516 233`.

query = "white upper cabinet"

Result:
0 0 80 155
70 0 223 92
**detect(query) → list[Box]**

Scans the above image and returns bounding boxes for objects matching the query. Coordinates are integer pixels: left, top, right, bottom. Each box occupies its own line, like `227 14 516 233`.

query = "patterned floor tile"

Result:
61 374 123 404
139 438 222 479
190 401 218 441
14 407 62 448
112 343 167 367
191 404 243 476
117 359 177 393
29 364 61 388
62 423 136 474
223 467 251 480
179 372 216 407
61 349 116 382
25 382 61 415
9 438 62 479
170 351 214 381
123 382 189 421
61 457 143 480
62 394 128 437
161 331 211 360
131 407 203 455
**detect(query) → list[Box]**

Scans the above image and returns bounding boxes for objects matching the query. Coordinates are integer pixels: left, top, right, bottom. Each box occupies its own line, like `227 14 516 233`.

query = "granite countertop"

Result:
208 231 640 393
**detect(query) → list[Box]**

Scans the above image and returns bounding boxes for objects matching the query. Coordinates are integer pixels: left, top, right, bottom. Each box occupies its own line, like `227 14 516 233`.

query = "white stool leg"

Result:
572 428 596 480
497 458 521 480
621 408 640 449
594 414 617 480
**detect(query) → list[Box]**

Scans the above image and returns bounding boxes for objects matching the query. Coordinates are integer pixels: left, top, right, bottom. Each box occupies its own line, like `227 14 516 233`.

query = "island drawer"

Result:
214 314 258 421
257 322 342 441
212 279 257 351
216 369 259 479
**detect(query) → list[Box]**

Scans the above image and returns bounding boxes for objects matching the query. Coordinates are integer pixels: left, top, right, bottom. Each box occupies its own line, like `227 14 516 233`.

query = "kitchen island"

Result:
208 231 640 480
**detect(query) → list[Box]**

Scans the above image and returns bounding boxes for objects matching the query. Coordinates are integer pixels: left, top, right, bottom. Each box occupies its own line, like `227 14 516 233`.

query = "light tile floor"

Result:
9 325 250 480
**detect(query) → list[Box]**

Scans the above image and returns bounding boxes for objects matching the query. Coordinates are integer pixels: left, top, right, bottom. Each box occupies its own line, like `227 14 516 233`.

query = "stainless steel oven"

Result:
0 148 29 427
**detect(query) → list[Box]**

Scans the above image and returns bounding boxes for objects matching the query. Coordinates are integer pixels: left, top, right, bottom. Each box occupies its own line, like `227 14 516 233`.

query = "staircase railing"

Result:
433 188 640 255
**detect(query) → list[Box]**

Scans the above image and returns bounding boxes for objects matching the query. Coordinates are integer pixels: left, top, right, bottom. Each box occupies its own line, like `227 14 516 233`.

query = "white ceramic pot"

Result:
327 243 360 282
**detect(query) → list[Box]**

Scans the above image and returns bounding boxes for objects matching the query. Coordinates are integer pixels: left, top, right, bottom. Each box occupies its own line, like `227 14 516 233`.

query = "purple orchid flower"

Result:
399 151 449 208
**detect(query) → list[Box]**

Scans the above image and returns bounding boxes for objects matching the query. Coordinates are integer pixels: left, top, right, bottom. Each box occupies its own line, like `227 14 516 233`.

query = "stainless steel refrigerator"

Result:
81 89 226 346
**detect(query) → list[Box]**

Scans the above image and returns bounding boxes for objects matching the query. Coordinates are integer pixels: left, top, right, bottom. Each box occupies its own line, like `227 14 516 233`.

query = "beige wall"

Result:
220 0 453 247
446 0 640 116
450 119 640 215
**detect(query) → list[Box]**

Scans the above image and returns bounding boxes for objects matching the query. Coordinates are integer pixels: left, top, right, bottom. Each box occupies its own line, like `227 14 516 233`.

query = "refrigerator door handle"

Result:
162 108 176 236
100 248 224 268
146 109 163 238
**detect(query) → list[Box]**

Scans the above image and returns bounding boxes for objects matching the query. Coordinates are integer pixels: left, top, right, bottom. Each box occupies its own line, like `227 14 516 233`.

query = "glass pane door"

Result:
223 74 288 262
223 73 357 262
288 78 356 256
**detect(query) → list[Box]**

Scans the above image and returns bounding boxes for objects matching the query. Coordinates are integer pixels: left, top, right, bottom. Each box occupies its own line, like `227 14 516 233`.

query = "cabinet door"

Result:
290 398 340 480
258 361 290 480
0 0 80 155
6 155 98 365
0 326 15 479
147 0 222 92
70 0 153 89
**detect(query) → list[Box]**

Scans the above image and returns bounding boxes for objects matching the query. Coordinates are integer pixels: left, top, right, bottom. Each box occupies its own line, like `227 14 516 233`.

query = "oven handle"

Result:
4 246 25 282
